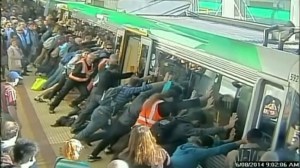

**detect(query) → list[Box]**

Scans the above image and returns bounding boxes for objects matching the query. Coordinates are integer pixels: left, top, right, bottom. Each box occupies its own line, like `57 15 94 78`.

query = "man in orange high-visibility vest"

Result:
135 86 182 128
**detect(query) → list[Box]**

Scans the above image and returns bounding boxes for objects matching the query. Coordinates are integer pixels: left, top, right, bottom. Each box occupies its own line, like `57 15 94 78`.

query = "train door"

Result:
118 28 149 77
243 78 288 150
123 37 140 73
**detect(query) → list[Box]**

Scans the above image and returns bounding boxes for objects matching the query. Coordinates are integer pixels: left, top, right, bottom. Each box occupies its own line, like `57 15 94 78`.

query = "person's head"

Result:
81 48 91 58
11 39 18 47
1 122 19 149
60 139 84 160
35 20 43 27
162 85 183 102
6 71 23 86
18 22 26 29
107 160 129 168
5 22 12 28
108 54 118 65
128 76 142 87
85 53 97 65
188 135 214 148
28 23 36 30
83 35 92 42
74 37 82 45
105 42 113 54
16 26 23 34
44 15 54 26
68 36 74 43
13 139 38 167
124 125 166 165
246 128 263 144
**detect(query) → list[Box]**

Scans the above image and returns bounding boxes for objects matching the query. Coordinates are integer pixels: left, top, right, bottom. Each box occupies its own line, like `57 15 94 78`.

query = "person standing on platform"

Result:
1 71 23 127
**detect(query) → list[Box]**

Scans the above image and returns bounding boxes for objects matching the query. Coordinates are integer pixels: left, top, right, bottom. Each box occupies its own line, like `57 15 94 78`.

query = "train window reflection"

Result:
259 95 282 148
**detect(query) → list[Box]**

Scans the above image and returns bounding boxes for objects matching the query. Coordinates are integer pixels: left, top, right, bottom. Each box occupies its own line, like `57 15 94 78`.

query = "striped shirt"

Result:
1 83 17 113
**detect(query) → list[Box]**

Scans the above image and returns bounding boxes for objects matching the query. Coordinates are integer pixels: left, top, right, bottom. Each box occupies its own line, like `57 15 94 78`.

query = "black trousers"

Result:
90 121 131 157
71 87 102 130
49 78 90 110
111 133 131 160
46 74 67 100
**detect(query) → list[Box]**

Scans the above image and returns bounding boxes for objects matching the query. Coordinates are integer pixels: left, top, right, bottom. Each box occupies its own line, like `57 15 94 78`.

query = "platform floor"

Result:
16 74 112 168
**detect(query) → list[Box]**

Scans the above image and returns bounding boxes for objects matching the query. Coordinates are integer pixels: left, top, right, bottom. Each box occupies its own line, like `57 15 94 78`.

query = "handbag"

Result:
31 76 48 91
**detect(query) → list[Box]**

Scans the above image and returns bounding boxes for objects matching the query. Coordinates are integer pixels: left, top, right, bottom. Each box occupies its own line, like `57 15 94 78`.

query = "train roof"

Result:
56 1 299 80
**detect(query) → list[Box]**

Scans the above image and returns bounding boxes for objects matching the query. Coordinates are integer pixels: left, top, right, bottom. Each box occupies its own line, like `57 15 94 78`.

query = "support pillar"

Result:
290 0 299 40
189 0 198 13
222 0 235 19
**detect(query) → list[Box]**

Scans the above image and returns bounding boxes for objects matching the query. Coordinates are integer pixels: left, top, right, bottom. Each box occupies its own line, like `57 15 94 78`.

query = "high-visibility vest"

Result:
135 99 164 127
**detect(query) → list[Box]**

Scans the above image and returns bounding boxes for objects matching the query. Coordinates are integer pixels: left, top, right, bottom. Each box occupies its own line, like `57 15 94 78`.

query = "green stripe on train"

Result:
62 2 262 71
198 1 290 21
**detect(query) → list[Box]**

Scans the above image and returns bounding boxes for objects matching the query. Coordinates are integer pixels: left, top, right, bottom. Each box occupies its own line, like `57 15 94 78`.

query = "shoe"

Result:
104 147 113 154
69 103 79 109
21 73 29 76
81 140 93 147
88 155 101 162
49 107 55 114
34 97 46 103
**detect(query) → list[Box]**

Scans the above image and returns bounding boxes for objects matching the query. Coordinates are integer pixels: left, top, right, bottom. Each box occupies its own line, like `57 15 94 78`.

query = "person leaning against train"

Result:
48 53 97 114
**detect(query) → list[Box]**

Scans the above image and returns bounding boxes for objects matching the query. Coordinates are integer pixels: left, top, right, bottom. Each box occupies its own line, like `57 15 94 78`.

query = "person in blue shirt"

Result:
171 134 246 168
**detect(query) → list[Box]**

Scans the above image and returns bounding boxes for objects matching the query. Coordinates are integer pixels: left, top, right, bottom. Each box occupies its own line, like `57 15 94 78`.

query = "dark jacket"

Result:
171 142 239 168
118 86 163 126
95 70 133 95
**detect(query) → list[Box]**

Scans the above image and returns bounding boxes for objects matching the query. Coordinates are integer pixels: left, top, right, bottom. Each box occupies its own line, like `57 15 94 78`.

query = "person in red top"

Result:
1 71 23 126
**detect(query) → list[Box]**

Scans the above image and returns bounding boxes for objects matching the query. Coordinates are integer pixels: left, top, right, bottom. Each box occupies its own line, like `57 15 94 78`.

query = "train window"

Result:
219 76 238 98
194 69 217 96
258 83 285 149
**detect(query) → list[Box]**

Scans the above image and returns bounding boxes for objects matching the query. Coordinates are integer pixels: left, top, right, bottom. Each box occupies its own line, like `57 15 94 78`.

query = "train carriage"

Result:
55 0 299 159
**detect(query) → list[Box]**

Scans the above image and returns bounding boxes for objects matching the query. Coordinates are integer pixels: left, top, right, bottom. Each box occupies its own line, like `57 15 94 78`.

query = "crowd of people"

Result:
1 0 299 168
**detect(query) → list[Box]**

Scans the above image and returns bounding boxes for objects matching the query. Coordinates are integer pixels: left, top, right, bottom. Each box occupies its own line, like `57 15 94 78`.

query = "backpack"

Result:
60 52 76 65
54 157 90 168
100 86 124 107
43 35 59 50
236 148 263 162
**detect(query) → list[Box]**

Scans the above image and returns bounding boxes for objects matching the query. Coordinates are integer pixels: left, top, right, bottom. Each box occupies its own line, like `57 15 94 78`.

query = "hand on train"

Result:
224 114 238 130
204 97 214 110
190 90 198 99
228 128 236 141
236 137 248 145
204 87 213 100
290 137 300 149
163 72 173 81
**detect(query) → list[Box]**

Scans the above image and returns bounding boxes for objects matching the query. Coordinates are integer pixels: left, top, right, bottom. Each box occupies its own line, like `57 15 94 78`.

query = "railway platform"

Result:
16 73 111 168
